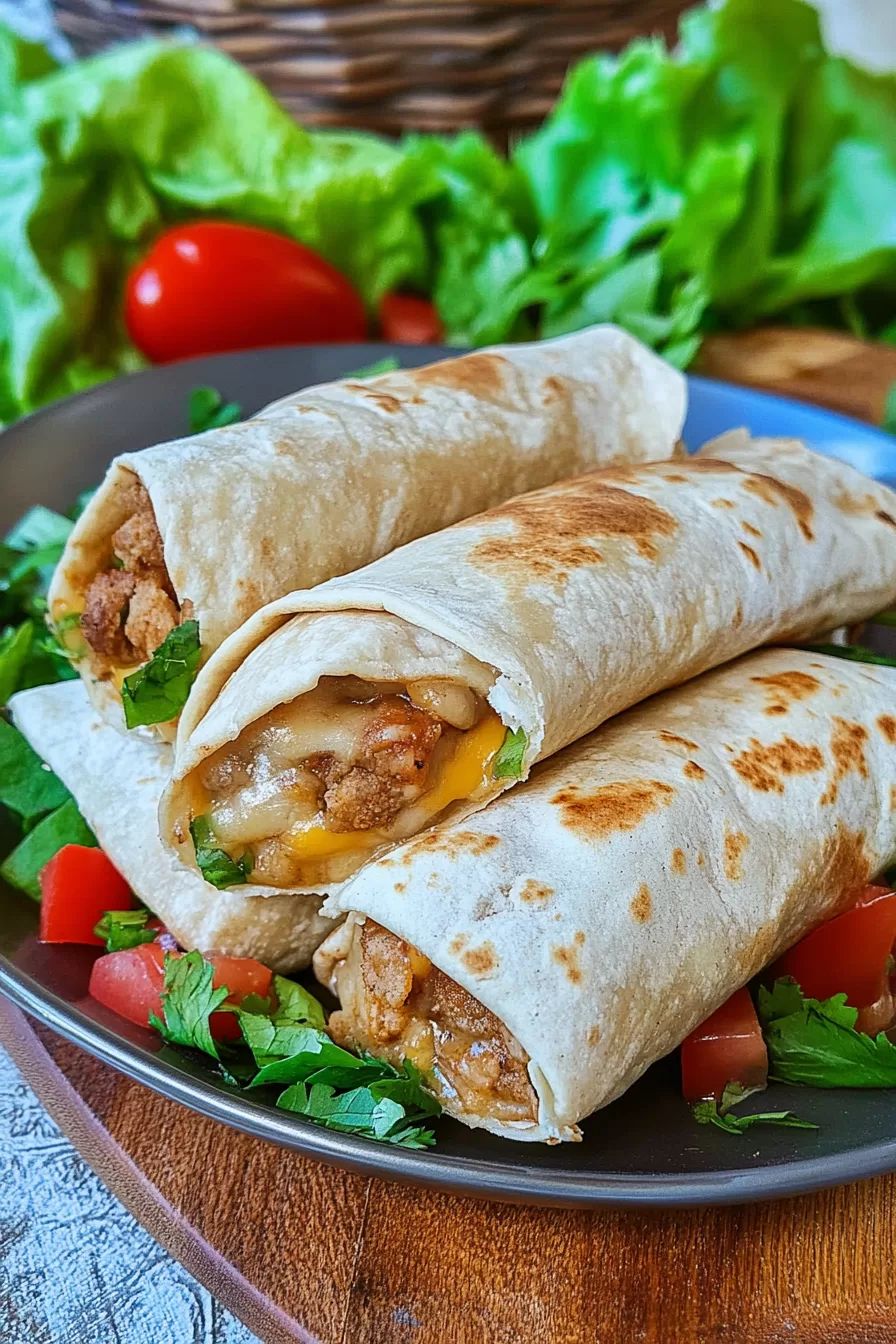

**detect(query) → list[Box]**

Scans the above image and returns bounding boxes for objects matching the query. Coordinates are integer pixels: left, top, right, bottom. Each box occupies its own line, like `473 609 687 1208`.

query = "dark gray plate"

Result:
2 343 896 1208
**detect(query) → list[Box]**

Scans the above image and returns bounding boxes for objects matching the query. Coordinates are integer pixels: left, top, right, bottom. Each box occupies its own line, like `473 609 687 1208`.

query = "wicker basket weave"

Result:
54 1 691 137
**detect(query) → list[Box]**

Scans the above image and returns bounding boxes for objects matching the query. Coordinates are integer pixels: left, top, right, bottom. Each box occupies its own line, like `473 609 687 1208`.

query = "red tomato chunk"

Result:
681 987 768 1103
378 292 443 345
774 885 896 1009
39 845 132 946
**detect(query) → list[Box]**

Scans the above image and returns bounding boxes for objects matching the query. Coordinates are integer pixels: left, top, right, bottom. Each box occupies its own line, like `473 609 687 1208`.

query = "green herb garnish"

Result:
0 717 69 825
758 978 896 1088
869 609 896 629
0 797 96 899
188 387 243 435
190 814 252 889
803 643 896 669
121 619 202 728
343 357 400 380
149 950 230 1058
492 726 528 779
882 382 896 437
94 908 156 952
693 1078 817 1134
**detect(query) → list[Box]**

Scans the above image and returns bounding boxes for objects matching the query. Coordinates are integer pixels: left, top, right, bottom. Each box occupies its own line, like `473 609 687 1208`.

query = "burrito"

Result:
46 326 685 735
9 682 335 971
162 432 896 897
313 648 896 1141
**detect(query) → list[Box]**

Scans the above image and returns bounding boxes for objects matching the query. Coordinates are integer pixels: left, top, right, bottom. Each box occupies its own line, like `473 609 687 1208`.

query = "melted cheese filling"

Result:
185 676 508 888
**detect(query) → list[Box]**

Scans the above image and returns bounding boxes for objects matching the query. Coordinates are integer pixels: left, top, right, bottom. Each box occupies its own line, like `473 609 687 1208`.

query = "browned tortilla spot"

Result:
630 884 652 923
519 879 555 905
741 521 762 538
659 730 700 751
820 717 869 805
683 760 706 780
400 830 500 864
731 737 824 792
723 830 749 880
346 385 402 413
877 510 896 528
394 881 406 894
587 1025 602 1047
711 498 736 509
541 375 564 405
551 778 675 839
890 784 896 811
878 714 896 744
552 931 586 984
660 473 689 484
824 821 871 910
414 351 507 398
741 473 815 541
671 848 687 876
681 458 742 474
449 934 468 954
467 473 679 578
751 671 821 718
733 600 744 628
461 942 498 978
697 852 705 866
737 541 761 570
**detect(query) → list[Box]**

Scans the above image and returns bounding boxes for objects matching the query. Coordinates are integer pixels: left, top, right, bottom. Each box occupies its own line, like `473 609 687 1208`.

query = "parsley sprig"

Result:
758 978 896 1087
693 1079 817 1135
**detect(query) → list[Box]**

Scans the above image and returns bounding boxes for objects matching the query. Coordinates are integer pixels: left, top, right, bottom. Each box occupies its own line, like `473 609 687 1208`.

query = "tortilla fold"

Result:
315 648 896 1141
9 682 335 971
48 325 685 732
164 432 896 897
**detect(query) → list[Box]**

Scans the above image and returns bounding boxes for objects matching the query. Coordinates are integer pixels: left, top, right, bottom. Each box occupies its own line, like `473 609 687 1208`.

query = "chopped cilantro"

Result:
802 643 896 669
149 950 230 1059
121 619 202 728
758 978 896 1087
883 381 896 437
343 356 400 379
188 386 242 435
692 1078 817 1134
492 726 528 779
94 908 157 952
190 814 252 889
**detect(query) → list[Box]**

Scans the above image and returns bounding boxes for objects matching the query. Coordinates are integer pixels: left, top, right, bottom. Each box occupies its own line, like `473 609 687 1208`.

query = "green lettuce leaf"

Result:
758 978 896 1087
0 797 96 898
343 356 400 379
0 716 70 823
188 387 242 435
121 619 202 728
189 814 252 890
493 727 528 780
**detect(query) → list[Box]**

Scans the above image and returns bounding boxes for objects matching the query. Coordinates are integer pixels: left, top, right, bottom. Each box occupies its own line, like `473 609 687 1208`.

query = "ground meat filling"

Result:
330 921 537 1125
312 697 444 832
80 482 179 671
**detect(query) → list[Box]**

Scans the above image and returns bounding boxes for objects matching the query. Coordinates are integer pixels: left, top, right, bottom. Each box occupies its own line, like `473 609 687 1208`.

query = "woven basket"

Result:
54 1 691 138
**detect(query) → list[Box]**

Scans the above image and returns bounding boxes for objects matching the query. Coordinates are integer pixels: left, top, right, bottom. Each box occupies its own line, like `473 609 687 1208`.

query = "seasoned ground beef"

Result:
123 577 179 661
81 570 136 662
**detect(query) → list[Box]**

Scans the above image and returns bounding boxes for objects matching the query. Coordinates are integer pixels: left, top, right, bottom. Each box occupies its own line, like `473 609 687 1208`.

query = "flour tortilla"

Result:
165 433 896 898
316 648 896 1141
9 682 335 971
48 325 685 730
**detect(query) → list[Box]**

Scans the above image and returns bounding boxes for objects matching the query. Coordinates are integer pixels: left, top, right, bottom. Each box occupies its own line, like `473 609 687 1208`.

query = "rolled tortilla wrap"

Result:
314 648 896 1141
47 325 685 734
163 433 896 897
9 682 335 971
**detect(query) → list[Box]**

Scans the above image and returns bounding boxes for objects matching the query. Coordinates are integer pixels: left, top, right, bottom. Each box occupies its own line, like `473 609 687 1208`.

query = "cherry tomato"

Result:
39 845 132 946
125 221 367 364
680 987 768 1103
774 884 896 1008
89 943 273 1039
379 292 443 345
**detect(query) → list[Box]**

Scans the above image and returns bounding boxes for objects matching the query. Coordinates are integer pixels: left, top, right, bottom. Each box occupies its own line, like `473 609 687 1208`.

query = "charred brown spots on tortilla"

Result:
723 829 749 880
343 383 402 414
398 830 501 865
461 942 499 978
519 879 555 905
751 670 821 716
671 848 687 875
732 599 744 628
683 760 706 780
541 375 564 405
824 822 872 911
731 737 824 793
467 473 679 580
737 541 761 570
878 714 896 744
414 351 508 400
630 884 652 923
551 778 675 839
820 717 869 805
552 930 586 983
740 472 815 541
658 730 700 751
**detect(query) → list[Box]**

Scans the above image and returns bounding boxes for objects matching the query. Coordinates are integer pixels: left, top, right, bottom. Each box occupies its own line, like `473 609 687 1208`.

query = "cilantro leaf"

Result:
693 1099 818 1135
0 717 70 824
5 505 73 552
149 950 230 1059
190 814 252 889
883 381 896 437
802 643 896 669
271 974 326 1030
121 619 202 728
189 387 242 435
492 726 528 780
94 908 157 952
277 1077 437 1147
0 798 96 899
343 356 400 379
758 978 896 1087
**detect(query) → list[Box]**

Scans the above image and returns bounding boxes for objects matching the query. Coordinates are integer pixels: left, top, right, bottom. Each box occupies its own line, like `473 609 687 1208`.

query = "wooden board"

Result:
4 328 896 1343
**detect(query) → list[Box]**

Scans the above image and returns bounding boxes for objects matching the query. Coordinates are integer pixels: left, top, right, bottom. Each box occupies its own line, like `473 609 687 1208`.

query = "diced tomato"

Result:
88 943 273 1039
378 292 443 345
774 885 896 1009
39 846 133 946
125 221 367 364
681 987 768 1103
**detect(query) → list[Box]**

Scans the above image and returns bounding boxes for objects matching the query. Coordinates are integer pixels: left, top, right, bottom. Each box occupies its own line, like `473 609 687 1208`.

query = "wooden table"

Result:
3 328 896 1344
